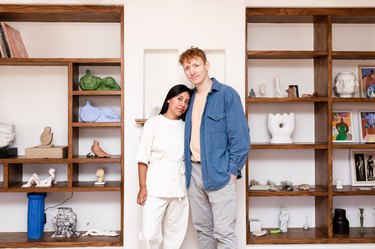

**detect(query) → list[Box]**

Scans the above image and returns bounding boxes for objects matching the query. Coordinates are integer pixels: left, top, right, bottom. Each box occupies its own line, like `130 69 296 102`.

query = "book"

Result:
0 23 10 57
1 22 28 58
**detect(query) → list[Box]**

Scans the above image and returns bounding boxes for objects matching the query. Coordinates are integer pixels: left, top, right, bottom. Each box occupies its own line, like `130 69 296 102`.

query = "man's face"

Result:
182 57 209 86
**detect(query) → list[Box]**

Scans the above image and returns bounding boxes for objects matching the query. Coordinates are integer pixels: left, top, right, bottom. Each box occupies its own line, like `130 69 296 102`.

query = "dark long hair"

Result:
160 84 191 121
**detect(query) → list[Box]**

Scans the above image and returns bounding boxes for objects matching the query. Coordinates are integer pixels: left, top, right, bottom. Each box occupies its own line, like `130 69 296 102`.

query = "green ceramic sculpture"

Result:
79 69 121 91
98 76 121 90
79 69 101 90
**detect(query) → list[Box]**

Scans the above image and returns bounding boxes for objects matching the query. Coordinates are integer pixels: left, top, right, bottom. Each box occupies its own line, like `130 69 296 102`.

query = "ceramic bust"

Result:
95 167 106 185
39 126 53 147
334 72 358 98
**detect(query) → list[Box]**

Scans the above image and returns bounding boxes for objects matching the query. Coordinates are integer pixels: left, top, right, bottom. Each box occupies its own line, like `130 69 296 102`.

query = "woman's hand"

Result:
137 187 148 205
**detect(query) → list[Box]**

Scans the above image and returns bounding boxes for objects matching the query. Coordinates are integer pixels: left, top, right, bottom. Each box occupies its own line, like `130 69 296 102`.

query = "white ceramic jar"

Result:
334 72 358 98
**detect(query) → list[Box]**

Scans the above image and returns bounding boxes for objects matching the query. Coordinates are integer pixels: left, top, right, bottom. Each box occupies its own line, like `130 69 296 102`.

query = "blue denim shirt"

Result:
184 78 250 190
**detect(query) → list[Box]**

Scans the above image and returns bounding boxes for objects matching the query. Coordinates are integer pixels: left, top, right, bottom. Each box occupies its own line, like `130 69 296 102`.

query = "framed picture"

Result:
350 150 375 186
332 111 355 142
288 85 299 97
358 65 375 98
358 110 375 143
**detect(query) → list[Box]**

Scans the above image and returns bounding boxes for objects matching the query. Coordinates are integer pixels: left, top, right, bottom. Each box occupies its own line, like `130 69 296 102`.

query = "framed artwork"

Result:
358 110 375 143
350 150 375 186
332 111 354 142
358 65 375 98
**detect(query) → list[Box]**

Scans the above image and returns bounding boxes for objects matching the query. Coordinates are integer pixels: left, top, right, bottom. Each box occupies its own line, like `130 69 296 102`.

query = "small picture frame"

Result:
358 110 375 143
288 85 299 97
358 65 375 98
332 111 355 142
350 150 375 186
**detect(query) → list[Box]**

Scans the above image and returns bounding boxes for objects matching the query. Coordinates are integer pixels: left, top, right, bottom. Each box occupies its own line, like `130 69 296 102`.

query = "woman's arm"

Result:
137 162 148 205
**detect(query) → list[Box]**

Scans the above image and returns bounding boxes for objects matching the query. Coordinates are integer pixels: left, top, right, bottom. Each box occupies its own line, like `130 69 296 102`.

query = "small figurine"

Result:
358 208 366 234
274 76 286 97
298 184 310 191
301 92 318 98
87 140 111 158
281 180 294 191
95 167 106 185
38 126 54 147
22 168 57 188
249 89 256 98
303 215 310 230
258 84 267 96
286 86 297 98
0 122 16 148
336 179 343 189
279 208 289 233
82 229 119 237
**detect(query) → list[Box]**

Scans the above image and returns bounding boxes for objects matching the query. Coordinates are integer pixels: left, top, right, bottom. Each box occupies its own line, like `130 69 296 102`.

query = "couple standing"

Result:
136 47 250 249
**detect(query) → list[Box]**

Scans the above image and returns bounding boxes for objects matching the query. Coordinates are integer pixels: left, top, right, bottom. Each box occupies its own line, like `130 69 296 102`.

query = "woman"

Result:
136 84 191 249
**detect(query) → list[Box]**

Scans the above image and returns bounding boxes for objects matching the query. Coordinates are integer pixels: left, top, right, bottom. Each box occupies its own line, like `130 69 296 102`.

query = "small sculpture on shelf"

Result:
38 126 53 147
80 100 120 123
301 92 318 98
274 76 286 97
82 229 119 237
279 208 289 233
336 179 343 189
79 69 121 91
333 72 358 98
267 113 295 144
95 167 106 185
51 207 80 238
298 184 310 190
286 86 297 98
248 89 256 98
0 122 16 148
22 168 57 188
280 180 294 191
87 139 111 158
358 208 366 234
258 84 267 96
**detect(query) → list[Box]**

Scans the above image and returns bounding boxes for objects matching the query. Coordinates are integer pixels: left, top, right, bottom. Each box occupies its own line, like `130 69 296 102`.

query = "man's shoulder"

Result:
212 78 237 94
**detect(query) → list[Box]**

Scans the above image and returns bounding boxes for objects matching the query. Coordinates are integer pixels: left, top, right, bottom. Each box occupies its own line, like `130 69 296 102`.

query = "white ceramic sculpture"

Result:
95 167 106 185
82 229 119 237
267 113 295 144
274 76 286 97
333 72 359 98
0 122 16 148
258 84 267 96
22 168 57 188
279 208 289 233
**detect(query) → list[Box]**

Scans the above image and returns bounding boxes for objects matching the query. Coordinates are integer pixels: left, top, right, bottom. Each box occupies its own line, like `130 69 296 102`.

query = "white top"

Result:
136 115 187 198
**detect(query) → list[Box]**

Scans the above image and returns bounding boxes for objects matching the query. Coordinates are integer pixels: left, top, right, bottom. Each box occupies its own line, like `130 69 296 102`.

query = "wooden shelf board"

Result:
247 50 327 59
0 58 121 66
135 118 147 125
332 51 375 59
0 157 69 164
71 155 121 163
333 97 375 102
333 185 375 196
247 97 328 103
0 231 122 247
332 228 375 243
7 181 121 192
72 122 122 127
0 5 123 23
72 90 121 96
333 143 375 149
248 228 328 244
249 186 328 197
250 143 328 150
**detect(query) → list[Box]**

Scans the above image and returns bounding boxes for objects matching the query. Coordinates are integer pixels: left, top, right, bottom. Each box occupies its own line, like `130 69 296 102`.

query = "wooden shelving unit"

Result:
246 7 375 245
0 5 124 248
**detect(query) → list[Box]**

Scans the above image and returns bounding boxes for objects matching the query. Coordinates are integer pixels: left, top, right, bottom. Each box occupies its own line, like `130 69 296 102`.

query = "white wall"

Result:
0 0 375 249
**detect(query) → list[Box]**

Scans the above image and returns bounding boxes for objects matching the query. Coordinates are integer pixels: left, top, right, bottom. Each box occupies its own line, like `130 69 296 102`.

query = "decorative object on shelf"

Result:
79 69 120 91
333 208 349 234
286 86 297 98
0 122 16 148
358 111 375 143
298 184 310 190
274 76 286 97
252 230 267 237
22 168 57 188
303 214 310 230
301 92 318 98
258 84 267 96
358 208 367 234
25 126 67 158
249 219 262 232
267 113 295 144
51 207 80 238
38 126 53 147
333 72 359 98
79 100 120 123
336 179 343 189
95 167 106 185
0 22 29 58
248 88 256 98
332 111 354 143
279 208 289 233
88 139 111 158
350 150 375 186
27 192 47 240
280 180 294 191
82 229 119 237
358 65 375 98
288 85 299 97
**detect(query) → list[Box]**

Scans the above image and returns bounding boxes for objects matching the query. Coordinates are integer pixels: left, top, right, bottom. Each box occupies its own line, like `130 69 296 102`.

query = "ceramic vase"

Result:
334 72 358 98
333 208 349 234
51 207 80 238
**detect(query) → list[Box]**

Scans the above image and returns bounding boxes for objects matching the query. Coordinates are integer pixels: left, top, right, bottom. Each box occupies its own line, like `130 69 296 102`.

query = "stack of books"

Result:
0 22 28 58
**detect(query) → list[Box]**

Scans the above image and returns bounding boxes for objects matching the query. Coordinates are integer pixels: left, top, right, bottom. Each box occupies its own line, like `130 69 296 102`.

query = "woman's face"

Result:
166 91 190 119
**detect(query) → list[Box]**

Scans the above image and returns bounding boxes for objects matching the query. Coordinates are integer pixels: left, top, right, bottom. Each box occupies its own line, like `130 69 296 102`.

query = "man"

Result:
179 46 250 249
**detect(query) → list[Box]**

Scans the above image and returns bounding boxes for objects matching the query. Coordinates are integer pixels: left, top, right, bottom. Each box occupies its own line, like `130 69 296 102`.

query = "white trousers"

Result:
139 196 189 249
